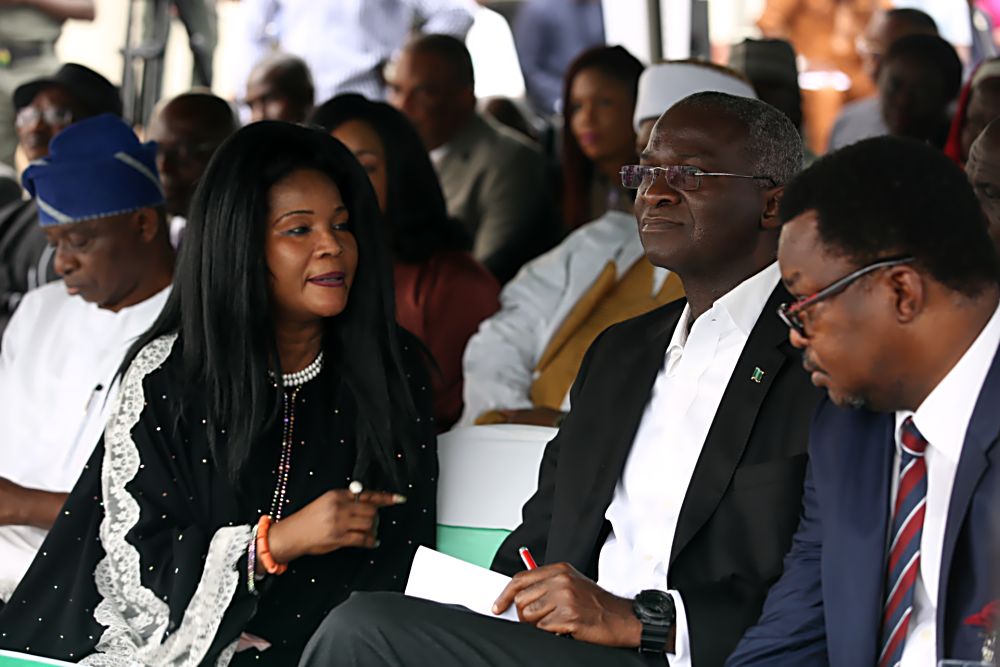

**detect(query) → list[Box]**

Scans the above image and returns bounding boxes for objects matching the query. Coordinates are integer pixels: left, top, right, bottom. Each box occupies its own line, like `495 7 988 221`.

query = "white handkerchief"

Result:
404 546 519 621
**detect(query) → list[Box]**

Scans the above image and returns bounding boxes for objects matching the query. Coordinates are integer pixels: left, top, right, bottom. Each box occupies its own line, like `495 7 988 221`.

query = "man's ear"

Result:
133 207 161 243
761 186 784 231
890 266 926 325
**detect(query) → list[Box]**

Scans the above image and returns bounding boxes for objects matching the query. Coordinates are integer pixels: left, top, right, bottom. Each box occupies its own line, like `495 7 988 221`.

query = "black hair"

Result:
309 94 470 263
122 121 421 486
882 34 962 103
885 7 939 33
780 136 1000 296
671 91 803 185
406 33 475 88
252 53 315 109
160 91 238 137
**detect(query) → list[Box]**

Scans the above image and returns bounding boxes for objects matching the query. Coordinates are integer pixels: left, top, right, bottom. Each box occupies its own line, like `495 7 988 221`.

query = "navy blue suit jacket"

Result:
727 341 1000 665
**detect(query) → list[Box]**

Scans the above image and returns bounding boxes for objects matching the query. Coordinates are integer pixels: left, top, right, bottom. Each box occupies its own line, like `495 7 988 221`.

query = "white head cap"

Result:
633 62 757 131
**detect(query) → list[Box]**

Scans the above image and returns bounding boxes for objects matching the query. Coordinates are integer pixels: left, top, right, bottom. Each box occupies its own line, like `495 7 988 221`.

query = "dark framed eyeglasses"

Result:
777 256 916 337
620 164 777 192
15 105 73 129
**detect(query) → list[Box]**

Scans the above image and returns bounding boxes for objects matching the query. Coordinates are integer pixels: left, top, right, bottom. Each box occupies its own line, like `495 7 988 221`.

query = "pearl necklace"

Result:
268 351 323 520
272 351 325 387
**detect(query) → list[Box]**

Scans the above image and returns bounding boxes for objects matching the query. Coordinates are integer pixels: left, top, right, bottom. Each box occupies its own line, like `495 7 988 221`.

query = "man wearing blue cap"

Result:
0 62 123 338
0 113 174 600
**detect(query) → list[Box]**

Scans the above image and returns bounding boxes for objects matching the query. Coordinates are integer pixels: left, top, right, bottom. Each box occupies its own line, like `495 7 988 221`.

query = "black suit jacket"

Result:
492 283 824 666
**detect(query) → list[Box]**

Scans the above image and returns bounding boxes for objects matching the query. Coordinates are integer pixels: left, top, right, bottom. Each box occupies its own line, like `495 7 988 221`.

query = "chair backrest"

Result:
435 424 553 567
0 649 76 666
436 424 553 530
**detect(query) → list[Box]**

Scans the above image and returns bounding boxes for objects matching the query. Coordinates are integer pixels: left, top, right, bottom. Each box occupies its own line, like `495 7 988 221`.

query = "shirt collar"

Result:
714 262 781 336
895 302 1000 464
667 262 781 353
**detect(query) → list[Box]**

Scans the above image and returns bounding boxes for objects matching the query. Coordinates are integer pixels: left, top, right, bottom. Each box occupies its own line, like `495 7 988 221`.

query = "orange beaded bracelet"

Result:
256 514 288 576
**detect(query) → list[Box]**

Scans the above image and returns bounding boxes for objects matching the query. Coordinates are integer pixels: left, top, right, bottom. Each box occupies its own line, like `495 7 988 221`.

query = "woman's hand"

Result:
266 489 405 565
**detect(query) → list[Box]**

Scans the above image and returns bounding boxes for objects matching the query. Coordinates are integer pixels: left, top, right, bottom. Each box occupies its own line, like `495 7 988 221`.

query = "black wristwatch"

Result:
632 589 676 654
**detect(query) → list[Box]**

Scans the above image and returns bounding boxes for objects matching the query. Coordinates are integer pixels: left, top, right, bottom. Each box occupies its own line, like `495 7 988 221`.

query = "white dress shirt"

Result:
596 262 781 666
0 281 169 599
893 302 1000 666
461 210 670 424
232 0 477 104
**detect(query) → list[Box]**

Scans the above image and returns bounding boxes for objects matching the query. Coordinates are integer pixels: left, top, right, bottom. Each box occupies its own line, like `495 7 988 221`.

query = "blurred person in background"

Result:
0 0 94 169
829 7 939 152
513 0 605 117
964 115 1000 253
0 63 120 337
387 34 557 284
312 94 500 431
244 52 314 124
148 91 237 246
232 0 475 105
892 0 973 62
944 58 1000 166
757 0 878 155
728 39 813 163
877 33 962 149
560 46 644 232
13 62 120 163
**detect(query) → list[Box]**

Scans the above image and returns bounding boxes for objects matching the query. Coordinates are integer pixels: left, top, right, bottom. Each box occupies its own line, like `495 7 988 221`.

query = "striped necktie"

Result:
878 416 929 667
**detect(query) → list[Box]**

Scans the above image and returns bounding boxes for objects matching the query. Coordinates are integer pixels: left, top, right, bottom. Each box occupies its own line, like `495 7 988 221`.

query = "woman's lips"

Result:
307 272 346 287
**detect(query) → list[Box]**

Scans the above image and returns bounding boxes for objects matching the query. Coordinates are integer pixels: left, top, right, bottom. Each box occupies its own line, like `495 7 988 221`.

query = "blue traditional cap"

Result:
22 113 164 227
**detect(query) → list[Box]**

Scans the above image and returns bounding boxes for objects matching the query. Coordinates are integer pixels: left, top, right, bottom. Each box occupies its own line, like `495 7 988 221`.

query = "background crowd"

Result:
0 1 997 666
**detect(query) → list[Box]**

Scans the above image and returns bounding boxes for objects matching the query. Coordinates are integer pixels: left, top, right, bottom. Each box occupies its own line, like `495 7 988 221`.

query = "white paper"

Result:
404 546 520 622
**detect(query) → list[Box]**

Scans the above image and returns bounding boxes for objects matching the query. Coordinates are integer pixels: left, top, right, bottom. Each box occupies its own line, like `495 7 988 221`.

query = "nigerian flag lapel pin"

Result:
751 367 765 384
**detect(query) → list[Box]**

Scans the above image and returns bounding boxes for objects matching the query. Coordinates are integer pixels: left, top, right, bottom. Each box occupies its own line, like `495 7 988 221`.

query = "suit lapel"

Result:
668 284 793 569
936 341 1000 654
825 411 894 665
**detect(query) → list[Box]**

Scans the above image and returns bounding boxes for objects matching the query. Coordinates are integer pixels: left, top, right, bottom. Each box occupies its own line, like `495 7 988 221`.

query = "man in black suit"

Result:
299 92 822 667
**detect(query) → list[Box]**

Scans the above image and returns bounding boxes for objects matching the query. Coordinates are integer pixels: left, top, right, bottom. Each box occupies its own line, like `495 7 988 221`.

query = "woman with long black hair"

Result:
560 46 644 231
0 121 437 665
310 94 500 431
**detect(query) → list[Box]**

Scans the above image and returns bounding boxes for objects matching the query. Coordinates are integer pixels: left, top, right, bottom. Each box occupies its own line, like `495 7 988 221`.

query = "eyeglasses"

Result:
777 256 916 337
620 164 777 192
15 105 73 129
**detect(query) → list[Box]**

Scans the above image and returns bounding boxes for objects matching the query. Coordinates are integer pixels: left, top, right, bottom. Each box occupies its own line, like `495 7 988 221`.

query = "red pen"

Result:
518 546 538 570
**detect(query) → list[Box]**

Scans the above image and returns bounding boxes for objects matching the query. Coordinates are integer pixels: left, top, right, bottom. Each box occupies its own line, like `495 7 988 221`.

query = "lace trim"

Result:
82 334 249 666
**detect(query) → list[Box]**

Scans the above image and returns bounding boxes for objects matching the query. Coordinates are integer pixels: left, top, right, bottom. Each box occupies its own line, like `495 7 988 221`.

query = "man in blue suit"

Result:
728 136 1000 666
